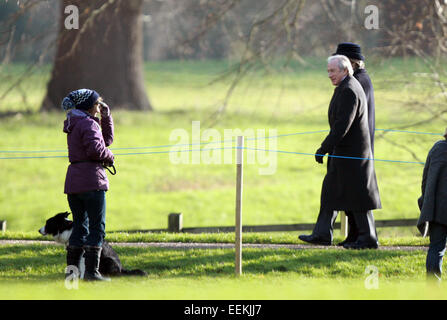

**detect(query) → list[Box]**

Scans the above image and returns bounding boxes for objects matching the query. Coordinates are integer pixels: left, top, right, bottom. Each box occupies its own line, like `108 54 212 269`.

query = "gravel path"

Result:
0 240 428 251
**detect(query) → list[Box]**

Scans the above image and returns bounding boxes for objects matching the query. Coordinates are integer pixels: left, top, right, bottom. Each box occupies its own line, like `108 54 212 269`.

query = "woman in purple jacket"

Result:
62 89 114 281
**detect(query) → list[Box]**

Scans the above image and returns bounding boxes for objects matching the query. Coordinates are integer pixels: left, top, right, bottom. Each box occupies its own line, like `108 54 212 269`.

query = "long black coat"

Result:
319 75 381 211
354 69 375 155
417 140 447 234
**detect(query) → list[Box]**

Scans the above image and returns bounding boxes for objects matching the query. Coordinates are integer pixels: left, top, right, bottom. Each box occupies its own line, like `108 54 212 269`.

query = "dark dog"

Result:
39 211 147 278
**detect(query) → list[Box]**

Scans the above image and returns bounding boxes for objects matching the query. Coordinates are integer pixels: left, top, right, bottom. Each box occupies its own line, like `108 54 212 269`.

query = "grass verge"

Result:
0 242 438 299
0 231 430 246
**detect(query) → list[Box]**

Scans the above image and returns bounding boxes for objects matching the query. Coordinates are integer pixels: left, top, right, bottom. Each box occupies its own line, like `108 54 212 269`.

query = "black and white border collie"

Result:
38 211 147 278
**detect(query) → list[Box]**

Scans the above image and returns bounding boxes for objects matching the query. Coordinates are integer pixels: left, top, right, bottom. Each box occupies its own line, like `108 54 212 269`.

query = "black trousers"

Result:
344 211 358 241
68 190 106 248
312 205 338 241
426 222 447 279
313 206 378 243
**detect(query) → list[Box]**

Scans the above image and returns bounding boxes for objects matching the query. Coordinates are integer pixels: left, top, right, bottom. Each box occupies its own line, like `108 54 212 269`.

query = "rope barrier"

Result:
0 128 440 163
0 128 441 155
242 147 426 165
0 129 329 154
375 128 443 136
0 146 426 165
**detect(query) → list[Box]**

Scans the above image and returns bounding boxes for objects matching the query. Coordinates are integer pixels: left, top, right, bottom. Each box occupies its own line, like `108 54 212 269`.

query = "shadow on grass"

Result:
114 247 425 279
0 245 64 282
0 245 426 282
0 110 34 119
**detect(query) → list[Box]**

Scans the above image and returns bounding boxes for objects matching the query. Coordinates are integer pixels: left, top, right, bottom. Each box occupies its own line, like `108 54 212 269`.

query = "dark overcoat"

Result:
354 69 375 155
417 140 447 234
319 75 381 211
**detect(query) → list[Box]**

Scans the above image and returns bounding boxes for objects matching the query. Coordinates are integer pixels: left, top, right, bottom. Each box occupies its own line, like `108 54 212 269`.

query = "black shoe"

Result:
299 234 331 246
343 240 379 250
337 237 357 247
83 246 111 282
337 240 353 247
346 211 378 250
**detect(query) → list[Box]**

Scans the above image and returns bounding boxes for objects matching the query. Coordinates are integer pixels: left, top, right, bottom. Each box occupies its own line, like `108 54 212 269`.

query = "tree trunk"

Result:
41 0 152 111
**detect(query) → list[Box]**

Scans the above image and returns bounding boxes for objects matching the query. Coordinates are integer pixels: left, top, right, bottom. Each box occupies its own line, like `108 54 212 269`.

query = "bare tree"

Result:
0 0 58 115
175 0 308 125
314 0 447 162
41 0 152 111
3 0 447 130
376 0 447 137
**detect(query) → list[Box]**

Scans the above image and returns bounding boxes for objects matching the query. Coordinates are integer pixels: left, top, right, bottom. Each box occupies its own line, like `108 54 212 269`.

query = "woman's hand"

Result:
99 101 110 117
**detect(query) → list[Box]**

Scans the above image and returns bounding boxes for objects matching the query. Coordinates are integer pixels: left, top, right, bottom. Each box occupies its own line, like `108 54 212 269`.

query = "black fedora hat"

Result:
333 42 364 61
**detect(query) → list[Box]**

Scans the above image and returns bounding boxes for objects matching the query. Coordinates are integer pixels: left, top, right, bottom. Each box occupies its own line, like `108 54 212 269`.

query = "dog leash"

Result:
103 163 116 175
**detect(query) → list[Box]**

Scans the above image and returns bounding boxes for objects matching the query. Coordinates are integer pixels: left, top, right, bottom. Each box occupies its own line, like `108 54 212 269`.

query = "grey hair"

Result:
328 55 354 76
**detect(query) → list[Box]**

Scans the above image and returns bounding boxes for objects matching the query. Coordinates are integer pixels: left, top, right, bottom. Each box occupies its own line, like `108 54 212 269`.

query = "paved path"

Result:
0 240 428 251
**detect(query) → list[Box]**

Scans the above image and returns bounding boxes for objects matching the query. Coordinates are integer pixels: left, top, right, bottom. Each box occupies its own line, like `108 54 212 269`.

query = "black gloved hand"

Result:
315 147 326 164
102 161 114 167
102 156 114 168
102 160 116 175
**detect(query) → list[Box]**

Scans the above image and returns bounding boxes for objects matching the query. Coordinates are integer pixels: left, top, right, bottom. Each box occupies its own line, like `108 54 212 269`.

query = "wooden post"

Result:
0 221 5 232
168 213 183 233
339 211 348 238
235 136 244 276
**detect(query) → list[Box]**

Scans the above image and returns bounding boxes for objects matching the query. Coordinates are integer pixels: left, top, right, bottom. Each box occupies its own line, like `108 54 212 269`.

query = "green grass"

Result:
0 243 441 299
0 58 445 300
0 231 431 247
3 277 446 300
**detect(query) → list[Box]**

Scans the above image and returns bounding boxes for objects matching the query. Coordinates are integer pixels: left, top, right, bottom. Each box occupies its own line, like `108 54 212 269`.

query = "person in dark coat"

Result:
334 43 376 155
299 55 381 249
332 43 377 247
300 43 377 247
417 130 447 280
62 88 114 281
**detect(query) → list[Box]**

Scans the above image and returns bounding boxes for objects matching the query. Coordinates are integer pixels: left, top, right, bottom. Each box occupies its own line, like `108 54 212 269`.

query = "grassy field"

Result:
0 58 444 234
0 242 443 300
0 230 430 246
0 58 445 300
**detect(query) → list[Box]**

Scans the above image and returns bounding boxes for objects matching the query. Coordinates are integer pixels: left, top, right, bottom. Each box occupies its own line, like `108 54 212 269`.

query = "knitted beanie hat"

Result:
61 89 100 111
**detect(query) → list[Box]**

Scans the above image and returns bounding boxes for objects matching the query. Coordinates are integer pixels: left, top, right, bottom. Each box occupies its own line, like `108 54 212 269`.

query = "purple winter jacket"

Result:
63 109 114 194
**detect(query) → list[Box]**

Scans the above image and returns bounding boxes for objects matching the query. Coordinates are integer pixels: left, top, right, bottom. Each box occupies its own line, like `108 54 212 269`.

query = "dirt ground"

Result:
0 240 428 251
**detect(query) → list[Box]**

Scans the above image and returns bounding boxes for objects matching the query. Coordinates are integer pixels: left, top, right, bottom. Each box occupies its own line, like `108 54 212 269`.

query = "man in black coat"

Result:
299 55 381 249
332 43 377 247
417 130 447 280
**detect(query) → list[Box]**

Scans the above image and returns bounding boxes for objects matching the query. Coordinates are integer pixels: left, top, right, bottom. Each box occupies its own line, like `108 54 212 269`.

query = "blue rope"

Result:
376 128 443 136
0 146 426 165
241 147 425 165
0 155 69 160
0 128 440 154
